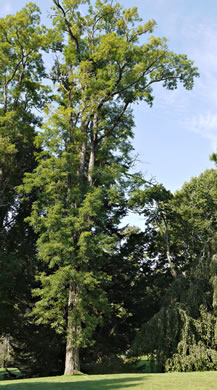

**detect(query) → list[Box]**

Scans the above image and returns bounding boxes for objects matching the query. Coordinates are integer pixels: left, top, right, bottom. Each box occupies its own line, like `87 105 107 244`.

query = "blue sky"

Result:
1 0 216 195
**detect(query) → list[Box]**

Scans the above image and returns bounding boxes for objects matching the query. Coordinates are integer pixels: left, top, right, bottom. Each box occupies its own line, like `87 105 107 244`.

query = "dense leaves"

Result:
0 0 203 376
0 3 50 338
132 169 217 371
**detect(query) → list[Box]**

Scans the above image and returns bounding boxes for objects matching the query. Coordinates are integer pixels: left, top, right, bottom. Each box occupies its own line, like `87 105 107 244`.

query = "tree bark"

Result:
88 139 95 186
3 84 8 114
64 344 80 375
2 336 10 369
79 141 87 183
88 114 98 186
64 282 80 375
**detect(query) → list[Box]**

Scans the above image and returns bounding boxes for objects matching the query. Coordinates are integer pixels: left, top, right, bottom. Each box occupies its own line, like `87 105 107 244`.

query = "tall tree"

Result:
21 0 198 374
0 3 50 340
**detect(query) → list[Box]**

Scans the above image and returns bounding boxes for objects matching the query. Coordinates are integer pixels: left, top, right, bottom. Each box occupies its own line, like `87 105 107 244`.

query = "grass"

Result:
1 371 217 389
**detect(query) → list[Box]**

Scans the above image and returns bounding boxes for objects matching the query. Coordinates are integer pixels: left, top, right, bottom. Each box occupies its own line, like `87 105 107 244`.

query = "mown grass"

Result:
1 371 217 389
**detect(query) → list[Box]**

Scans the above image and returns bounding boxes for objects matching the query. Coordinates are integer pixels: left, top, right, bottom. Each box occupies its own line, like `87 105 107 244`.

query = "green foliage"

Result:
166 306 217 372
0 3 55 376
19 0 198 373
11 323 65 377
83 227 162 362
132 169 217 372
133 356 161 373
0 0 199 375
82 355 160 375
210 153 217 165
132 303 181 367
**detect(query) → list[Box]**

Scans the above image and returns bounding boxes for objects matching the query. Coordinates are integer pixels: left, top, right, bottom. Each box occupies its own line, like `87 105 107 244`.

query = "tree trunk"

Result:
88 139 95 186
88 115 98 186
3 83 8 114
64 344 80 375
64 282 80 375
2 336 10 369
79 141 87 183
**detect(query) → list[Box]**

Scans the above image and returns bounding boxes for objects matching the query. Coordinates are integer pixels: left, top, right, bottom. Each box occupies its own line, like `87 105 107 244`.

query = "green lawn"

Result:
1 372 217 390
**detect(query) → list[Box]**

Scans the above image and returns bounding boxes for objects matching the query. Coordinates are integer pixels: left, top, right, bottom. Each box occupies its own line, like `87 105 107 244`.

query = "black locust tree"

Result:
21 0 199 375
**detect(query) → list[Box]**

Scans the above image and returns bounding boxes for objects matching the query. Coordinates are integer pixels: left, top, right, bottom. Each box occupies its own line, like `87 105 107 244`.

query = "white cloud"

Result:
172 20 217 150
187 112 217 150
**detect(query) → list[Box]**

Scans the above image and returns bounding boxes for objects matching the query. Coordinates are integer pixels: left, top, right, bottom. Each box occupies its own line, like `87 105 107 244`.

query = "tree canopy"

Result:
132 169 217 371
0 0 205 376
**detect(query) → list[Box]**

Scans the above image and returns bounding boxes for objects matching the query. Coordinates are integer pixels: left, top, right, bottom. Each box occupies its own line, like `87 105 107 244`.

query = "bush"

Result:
166 343 217 372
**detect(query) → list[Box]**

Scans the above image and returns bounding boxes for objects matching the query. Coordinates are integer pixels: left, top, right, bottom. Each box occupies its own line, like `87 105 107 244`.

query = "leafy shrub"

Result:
166 343 217 372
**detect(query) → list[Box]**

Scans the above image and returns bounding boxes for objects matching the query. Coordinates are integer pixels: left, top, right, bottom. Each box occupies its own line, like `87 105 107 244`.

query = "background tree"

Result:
83 226 161 366
0 3 53 369
132 169 217 371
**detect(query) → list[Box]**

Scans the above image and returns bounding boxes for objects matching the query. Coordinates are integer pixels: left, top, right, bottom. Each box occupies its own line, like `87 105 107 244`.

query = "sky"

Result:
1 0 217 196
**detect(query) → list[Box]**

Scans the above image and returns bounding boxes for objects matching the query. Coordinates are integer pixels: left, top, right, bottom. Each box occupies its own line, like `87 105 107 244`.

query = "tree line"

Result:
1 0 216 377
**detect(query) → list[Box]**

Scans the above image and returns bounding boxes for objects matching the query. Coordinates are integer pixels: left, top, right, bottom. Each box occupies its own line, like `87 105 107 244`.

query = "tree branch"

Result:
110 53 167 99
53 0 80 59
96 53 166 112
97 101 129 144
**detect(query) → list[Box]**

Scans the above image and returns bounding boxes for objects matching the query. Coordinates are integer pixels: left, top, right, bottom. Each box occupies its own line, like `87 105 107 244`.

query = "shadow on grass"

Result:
0 375 147 389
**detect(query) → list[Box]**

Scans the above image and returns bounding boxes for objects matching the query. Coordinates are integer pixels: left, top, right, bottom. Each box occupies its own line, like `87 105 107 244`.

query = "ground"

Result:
1 371 217 389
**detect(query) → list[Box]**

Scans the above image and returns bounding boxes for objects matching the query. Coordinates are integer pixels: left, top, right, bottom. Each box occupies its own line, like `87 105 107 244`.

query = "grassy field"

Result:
1 371 217 389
